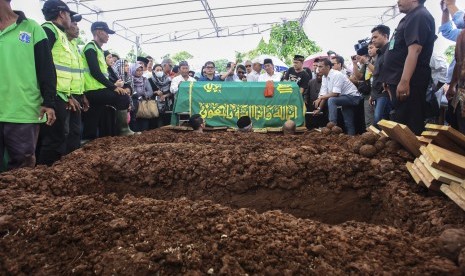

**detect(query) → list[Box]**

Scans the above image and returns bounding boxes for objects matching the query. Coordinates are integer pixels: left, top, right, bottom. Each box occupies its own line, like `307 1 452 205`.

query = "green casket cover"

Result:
171 81 305 128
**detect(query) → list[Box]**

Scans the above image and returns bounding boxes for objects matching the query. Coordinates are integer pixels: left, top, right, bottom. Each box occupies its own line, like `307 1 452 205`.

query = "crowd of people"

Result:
1 0 463 171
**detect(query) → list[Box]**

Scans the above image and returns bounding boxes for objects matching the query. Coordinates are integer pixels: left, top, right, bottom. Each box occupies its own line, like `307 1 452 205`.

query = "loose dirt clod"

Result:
321 127 332 135
326 122 336 129
360 132 378 145
359 145 378 158
331 126 343 134
374 140 385 151
385 140 401 153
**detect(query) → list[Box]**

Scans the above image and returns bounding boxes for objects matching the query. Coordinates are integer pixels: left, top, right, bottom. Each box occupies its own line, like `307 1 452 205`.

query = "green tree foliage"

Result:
212 59 229 73
234 51 247 63
171 51 194 64
445 45 456 64
245 21 321 65
125 45 148 63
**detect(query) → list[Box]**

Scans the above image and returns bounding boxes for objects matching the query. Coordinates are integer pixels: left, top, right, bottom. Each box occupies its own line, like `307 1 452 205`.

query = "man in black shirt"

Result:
82 22 132 140
379 0 436 135
284 55 311 95
305 69 328 129
370 24 391 127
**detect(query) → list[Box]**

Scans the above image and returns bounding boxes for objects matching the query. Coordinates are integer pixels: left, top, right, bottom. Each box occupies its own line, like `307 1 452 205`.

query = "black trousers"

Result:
66 94 83 154
82 88 130 140
1 123 39 170
37 96 68 166
388 84 428 136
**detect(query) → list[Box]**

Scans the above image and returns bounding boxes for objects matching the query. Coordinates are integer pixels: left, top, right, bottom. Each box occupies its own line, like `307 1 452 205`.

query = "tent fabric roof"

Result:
67 0 395 45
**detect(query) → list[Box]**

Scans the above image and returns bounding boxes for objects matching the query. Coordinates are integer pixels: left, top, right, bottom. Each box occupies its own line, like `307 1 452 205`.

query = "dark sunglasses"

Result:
245 65 252 67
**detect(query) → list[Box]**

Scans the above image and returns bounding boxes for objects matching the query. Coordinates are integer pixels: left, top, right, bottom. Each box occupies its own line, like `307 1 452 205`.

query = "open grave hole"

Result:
97 140 389 225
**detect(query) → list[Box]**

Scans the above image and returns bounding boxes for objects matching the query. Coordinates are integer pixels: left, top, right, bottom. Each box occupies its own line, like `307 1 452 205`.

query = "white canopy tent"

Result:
53 0 400 58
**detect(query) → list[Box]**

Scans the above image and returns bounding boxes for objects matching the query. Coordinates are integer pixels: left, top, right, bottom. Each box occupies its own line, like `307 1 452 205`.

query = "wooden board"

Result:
296 126 307 133
422 130 465 155
450 182 465 201
378 120 421 157
406 162 423 186
412 161 441 191
420 146 465 178
440 184 465 211
427 144 465 176
425 124 465 149
367 125 381 136
417 136 433 146
266 127 283 133
414 159 436 185
418 155 464 184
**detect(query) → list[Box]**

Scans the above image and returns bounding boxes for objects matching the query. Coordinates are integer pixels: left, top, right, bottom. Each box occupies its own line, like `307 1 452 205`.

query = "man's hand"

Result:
114 87 126 95
359 56 368 65
82 95 90 112
39 106 56 126
397 79 410 102
115 79 124 88
67 97 81 112
313 98 322 109
369 96 375 106
441 0 448 12
446 85 456 101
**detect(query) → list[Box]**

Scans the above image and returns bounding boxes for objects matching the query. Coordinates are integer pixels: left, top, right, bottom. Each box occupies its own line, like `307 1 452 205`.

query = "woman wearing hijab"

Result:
148 64 172 127
110 59 133 94
130 63 154 132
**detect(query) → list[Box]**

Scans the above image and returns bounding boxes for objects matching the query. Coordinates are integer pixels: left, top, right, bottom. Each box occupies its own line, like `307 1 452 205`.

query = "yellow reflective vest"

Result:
69 40 85 95
42 22 77 100
82 41 108 91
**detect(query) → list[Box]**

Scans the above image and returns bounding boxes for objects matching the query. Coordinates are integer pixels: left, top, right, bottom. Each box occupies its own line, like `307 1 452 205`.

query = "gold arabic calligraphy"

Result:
199 103 298 121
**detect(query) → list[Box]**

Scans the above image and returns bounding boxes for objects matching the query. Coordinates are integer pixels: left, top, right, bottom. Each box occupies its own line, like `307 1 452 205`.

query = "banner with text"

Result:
171 81 305 128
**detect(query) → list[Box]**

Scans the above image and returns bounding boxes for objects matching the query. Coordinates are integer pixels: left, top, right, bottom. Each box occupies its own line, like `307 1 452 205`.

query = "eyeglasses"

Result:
245 65 252 68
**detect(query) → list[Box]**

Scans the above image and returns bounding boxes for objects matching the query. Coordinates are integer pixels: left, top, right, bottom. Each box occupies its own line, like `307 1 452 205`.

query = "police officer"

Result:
38 0 78 165
81 21 133 139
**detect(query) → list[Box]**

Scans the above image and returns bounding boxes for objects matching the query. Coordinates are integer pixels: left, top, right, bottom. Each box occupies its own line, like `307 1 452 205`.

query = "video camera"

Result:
354 38 371 56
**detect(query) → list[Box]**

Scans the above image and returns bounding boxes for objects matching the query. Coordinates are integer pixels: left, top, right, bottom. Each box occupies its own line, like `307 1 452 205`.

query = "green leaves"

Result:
244 21 321 66
171 51 194 64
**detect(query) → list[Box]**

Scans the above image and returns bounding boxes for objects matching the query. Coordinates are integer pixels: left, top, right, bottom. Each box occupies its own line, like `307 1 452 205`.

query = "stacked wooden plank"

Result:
377 120 465 211
378 120 422 157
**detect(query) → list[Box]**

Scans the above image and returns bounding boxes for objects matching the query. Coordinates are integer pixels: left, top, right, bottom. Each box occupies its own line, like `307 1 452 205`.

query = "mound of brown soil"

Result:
1 130 464 274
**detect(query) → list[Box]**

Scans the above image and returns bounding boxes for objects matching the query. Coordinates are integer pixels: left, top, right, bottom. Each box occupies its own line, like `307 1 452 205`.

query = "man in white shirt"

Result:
258 58 281 82
170 61 196 94
314 58 362 135
331 55 349 77
246 60 262 82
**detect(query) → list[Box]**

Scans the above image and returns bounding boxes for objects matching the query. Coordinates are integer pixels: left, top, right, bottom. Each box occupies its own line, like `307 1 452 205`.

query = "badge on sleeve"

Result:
389 29 397 51
19 31 31 44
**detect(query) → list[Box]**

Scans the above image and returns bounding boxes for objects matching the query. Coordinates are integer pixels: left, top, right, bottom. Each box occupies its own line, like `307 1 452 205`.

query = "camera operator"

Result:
351 42 378 127
370 25 391 127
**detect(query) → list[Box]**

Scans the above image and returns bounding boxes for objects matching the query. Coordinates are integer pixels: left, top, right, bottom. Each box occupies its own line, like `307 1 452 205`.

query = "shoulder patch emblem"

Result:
19 31 31 43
